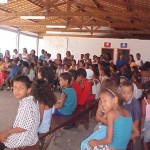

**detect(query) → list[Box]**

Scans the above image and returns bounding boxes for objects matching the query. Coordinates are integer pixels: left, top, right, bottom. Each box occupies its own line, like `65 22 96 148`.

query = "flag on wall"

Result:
104 42 111 47
120 43 127 48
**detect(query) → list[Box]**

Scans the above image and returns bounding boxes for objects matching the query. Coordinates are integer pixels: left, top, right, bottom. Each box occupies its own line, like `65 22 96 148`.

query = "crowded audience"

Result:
0 48 150 150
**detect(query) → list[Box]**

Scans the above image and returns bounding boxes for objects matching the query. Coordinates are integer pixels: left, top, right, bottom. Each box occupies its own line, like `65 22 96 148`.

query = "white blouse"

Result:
4 96 40 148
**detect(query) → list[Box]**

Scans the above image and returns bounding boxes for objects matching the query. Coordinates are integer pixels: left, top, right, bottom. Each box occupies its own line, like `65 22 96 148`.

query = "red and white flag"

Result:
104 42 111 47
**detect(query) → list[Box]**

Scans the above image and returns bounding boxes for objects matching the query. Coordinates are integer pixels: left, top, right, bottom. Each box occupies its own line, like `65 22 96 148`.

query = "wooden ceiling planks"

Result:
0 0 149 39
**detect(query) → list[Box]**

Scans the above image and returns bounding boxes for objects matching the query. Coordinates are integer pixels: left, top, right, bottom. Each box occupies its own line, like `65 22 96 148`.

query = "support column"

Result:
16 29 20 53
36 36 39 57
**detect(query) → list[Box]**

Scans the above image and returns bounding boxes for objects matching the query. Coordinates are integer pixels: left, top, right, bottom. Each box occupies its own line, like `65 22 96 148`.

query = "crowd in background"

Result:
0 48 150 149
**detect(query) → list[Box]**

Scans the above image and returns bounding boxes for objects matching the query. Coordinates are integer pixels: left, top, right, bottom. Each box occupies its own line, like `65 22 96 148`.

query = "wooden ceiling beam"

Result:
0 11 149 18
99 0 150 13
1 22 149 28
27 0 44 8
21 27 150 35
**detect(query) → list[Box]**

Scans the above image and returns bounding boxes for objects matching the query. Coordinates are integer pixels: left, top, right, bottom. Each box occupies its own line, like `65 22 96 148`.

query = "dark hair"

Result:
38 66 55 85
120 81 134 91
29 62 34 68
31 79 56 108
69 69 78 81
100 86 124 105
136 53 141 56
101 79 116 89
110 64 117 72
78 60 85 66
60 72 72 84
76 68 87 78
140 61 150 71
142 81 150 96
100 64 111 77
129 54 135 62
22 61 29 68
14 75 31 89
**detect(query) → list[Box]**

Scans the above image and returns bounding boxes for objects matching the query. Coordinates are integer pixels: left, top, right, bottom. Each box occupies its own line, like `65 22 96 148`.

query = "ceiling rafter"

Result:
27 0 44 8
20 27 150 35
0 11 149 18
99 0 150 13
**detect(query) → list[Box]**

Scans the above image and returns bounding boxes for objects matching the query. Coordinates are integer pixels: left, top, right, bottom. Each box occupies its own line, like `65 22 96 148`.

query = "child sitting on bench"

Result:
31 79 56 135
0 75 40 150
54 72 77 115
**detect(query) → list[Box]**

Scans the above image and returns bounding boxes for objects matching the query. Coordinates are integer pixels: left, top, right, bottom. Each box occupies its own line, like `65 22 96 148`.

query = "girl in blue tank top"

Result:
87 86 139 150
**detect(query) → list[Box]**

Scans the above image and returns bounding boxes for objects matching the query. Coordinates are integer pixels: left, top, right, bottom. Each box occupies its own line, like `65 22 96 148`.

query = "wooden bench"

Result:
39 100 97 150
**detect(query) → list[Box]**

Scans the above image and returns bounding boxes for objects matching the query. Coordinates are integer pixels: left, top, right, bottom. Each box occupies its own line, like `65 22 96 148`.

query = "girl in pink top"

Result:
141 81 150 150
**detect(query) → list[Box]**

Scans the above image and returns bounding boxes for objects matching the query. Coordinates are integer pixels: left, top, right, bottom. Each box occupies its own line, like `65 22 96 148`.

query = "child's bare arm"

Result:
131 122 140 140
0 127 26 142
39 103 45 124
96 101 107 125
141 99 146 132
55 93 66 108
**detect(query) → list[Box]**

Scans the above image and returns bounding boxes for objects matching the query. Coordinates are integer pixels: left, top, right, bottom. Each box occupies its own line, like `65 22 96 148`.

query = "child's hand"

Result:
88 139 98 147
0 131 9 142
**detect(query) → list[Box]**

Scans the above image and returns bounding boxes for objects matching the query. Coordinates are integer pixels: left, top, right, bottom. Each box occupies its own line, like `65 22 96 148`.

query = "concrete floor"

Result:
0 91 97 150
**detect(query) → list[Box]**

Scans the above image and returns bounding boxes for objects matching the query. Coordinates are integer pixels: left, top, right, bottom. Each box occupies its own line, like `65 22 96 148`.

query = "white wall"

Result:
42 36 150 63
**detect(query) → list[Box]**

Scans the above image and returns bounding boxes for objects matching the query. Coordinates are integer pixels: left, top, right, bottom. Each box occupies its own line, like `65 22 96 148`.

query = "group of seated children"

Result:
0 61 150 149
0 65 96 150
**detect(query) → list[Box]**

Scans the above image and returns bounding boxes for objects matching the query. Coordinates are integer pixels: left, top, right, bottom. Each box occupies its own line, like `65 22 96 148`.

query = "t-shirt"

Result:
9 65 20 77
78 79 91 105
4 96 40 148
72 81 82 105
122 97 141 122
58 87 77 115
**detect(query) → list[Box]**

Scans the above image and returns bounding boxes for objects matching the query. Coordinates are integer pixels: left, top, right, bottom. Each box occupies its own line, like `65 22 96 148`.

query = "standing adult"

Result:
116 54 127 69
135 53 143 68
22 48 29 62
13 49 19 60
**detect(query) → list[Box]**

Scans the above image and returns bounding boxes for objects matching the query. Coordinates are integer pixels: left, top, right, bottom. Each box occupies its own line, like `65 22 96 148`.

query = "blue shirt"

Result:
9 65 20 77
58 87 77 115
39 55 45 61
123 97 141 121
109 111 132 149
116 60 127 69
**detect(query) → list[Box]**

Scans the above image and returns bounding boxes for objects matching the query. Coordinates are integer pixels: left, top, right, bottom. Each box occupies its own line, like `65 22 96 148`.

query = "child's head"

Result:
119 75 130 85
68 69 78 82
59 72 72 88
29 62 34 69
101 79 116 89
11 60 17 66
57 64 62 69
71 59 76 66
38 66 55 85
78 60 85 68
120 81 134 103
22 61 29 68
142 81 150 99
76 68 87 82
100 86 123 112
13 75 31 99
63 64 69 70
31 79 56 108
